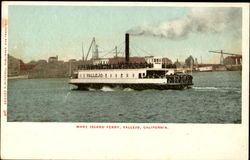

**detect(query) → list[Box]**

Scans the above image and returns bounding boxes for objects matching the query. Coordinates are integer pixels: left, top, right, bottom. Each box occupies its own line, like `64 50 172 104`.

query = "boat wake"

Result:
193 86 241 93
88 88 98 91
100 86 116 92
193 87 218 90
123 88 134 91
88 86 135 92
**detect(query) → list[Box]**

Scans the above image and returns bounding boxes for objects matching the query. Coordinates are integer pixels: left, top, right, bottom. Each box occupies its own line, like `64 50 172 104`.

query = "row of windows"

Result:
94 61 108 65
147 59 162 63
78 73 146 78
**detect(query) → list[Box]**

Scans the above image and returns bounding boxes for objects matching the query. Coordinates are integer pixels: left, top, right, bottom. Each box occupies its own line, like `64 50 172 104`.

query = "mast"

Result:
92 38 99 60
125 33 129 63
190 58 193 75
115 46 118 58
69 61 72 76
220 50 224 65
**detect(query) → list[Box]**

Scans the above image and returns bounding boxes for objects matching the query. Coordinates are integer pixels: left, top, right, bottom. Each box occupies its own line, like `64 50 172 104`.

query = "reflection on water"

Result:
8 71 242 123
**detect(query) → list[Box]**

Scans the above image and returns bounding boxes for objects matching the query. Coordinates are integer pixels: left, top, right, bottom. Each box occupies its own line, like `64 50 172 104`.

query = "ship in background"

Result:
209 50 242 71
69 33 193 90
197 65 213 72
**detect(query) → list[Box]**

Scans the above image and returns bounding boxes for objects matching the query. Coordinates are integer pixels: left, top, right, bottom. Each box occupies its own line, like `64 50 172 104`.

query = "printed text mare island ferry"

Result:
69 34 193 90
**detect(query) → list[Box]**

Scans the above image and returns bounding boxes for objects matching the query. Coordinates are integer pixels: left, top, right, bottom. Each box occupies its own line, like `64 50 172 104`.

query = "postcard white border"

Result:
1 2 249 160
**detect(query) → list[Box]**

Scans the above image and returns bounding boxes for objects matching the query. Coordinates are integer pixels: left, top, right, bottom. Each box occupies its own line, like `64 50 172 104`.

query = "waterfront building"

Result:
48 55 58 63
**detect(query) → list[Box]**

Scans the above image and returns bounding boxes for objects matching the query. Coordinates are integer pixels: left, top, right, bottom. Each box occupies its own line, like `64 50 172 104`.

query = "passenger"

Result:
166 75 169 83
171 76 174 83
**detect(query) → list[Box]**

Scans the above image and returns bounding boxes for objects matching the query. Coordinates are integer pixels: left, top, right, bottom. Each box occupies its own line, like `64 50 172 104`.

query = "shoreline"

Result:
8 75 29 79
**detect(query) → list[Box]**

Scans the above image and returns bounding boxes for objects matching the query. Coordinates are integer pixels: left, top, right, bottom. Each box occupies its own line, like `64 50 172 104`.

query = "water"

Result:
7 71 242 123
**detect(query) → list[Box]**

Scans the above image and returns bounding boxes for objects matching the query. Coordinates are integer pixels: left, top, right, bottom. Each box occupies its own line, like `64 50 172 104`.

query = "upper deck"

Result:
77 62 177 70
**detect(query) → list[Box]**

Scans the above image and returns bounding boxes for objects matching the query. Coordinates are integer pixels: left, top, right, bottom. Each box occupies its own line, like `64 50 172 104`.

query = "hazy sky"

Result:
8 5 242 63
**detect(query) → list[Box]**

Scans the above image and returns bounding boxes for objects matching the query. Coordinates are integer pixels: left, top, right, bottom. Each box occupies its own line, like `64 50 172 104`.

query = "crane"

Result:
209 50 242 64
85 38 95 61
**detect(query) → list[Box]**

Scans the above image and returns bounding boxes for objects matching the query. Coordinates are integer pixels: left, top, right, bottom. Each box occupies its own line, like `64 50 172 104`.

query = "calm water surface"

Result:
8 71 241 123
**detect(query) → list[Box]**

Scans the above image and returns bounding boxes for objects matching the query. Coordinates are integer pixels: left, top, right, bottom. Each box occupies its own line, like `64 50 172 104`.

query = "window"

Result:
105 74 107 78
115 74 117 78
132 74 135 78
121 74 123 78
110 74 112 78
126 74 128 77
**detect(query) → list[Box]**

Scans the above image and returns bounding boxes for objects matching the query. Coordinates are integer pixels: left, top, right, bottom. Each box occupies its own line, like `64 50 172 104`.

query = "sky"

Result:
8 5 242 64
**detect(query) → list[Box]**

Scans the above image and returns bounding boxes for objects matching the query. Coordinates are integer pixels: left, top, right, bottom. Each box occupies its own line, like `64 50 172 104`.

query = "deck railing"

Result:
77 63 177 70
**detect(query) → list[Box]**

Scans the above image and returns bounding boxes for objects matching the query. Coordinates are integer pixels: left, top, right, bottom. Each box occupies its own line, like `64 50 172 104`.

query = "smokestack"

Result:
125 33 129 63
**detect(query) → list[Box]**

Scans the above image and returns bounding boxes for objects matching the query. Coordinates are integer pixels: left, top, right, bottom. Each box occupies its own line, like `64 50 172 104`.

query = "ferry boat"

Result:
69 34 193 90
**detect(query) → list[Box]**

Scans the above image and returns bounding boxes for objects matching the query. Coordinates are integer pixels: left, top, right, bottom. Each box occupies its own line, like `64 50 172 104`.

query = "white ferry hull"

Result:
69 83 192 90
69 78 193 90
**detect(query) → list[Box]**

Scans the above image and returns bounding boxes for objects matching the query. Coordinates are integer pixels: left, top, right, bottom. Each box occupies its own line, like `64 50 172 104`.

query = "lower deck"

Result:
69 81 193 91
